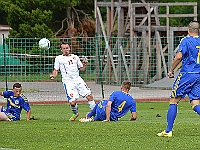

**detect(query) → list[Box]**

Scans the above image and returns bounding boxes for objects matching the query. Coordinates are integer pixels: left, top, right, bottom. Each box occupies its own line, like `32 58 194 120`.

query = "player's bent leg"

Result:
191 100 200 115
86 94 93 101
78 80 96 110
69 101 79 121
86 94 96 110
0 112 10 121
69 113 80 121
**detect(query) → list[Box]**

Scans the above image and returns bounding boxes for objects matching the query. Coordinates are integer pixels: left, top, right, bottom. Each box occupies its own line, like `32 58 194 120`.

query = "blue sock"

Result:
193 104 200 115
166 104 177 133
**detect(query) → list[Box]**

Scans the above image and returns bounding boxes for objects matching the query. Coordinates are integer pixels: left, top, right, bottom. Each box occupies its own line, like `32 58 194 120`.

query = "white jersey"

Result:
54 54 83 80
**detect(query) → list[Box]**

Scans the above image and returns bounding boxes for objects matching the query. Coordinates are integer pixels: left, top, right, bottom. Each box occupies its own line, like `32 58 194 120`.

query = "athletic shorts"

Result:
93 100 108 121
94 100 118 121
170 72 200 100
1 107 18 121
62 76 92 102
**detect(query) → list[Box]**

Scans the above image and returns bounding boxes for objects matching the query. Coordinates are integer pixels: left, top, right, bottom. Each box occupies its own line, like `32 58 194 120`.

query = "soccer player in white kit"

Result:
50 41 96 121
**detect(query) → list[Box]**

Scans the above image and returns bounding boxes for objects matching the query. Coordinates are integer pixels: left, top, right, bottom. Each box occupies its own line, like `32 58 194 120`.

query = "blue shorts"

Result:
171 73 200 100
93 100 108 121
1 107 18 121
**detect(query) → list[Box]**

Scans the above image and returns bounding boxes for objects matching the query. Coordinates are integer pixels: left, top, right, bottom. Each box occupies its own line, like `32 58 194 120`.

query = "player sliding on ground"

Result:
50 41 96 121
0 83 31 121
157 20 200 137
79 80 137 122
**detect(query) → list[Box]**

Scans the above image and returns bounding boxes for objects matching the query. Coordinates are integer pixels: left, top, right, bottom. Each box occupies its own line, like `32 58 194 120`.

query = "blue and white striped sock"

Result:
71 104 78 115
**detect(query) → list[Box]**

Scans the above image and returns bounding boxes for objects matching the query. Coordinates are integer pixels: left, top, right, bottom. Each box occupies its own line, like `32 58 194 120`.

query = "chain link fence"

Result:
0 36 185 85
0 36 184 103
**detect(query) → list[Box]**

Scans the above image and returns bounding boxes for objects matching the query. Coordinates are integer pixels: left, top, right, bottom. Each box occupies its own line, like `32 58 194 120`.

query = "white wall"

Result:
0 25 11 44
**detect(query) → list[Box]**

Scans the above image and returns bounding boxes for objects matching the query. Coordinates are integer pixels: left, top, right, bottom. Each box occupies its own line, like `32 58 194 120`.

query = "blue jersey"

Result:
171 36 200 100
88 91 136 121
178 36 200 73
109 91 136 121
1 91 31 121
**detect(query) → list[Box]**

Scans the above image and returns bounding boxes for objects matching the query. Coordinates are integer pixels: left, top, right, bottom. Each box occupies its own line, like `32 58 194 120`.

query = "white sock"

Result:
88 100 96 110
70 104 78 115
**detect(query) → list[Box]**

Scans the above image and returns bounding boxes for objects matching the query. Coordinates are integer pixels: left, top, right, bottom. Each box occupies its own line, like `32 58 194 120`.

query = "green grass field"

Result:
0 102 199 150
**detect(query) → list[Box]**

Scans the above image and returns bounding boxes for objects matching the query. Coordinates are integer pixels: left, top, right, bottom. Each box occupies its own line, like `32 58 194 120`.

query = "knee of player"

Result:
70 101 77 107
86 94 94 101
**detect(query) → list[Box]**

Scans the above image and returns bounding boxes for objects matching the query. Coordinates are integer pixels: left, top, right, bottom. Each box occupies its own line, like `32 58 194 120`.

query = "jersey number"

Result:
196 46 200 64
68 60 73 65
118 101 126 112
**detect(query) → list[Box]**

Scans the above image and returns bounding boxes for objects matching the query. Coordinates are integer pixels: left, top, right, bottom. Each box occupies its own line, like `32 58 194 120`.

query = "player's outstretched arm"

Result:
102 101 112 122
80 60 88 72
168 52 182 78
26 110 31 120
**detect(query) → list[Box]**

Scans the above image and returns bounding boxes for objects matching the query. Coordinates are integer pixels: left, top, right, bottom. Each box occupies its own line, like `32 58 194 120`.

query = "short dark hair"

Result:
13 83 22 89
60 41 70 49
188 20 199 33
122 80 131 90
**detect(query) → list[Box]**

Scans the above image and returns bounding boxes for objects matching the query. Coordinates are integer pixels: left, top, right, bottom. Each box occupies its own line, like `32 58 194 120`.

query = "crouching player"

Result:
79 80 137 122
0 83 31 121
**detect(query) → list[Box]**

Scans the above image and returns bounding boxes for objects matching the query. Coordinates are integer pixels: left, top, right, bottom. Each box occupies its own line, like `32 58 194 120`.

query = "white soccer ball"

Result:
39 38 50 50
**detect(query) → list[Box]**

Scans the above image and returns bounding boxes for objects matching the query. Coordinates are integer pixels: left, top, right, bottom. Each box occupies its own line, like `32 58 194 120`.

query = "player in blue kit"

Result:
0 83 31 121
79 80 137 122
157 20 200 137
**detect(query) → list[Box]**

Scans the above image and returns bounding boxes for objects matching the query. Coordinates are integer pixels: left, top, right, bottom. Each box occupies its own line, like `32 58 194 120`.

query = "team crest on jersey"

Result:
73 57 76 60
15 100 19 105
70 93 74 98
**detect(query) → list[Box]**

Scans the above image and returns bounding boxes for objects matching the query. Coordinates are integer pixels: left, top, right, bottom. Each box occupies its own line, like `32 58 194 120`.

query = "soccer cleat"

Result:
157 130 172 137
69 113 80 121
79 118 93 122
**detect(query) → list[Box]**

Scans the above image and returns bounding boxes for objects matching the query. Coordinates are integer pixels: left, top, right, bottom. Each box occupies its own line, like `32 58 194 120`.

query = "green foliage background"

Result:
0 0 199 38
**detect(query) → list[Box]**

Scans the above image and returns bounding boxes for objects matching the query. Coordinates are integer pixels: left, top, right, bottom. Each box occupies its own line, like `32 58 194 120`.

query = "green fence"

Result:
0 36 184 86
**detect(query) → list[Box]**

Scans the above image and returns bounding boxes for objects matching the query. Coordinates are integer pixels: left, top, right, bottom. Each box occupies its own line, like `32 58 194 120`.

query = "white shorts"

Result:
62 76 92 102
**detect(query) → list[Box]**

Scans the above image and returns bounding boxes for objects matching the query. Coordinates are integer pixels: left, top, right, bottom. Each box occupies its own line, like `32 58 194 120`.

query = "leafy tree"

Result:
0 0 199 38
0 0 95 38
1 0 54 38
